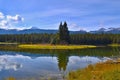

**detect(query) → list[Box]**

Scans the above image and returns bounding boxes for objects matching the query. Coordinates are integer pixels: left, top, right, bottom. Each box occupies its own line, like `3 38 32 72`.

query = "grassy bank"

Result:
18 44 96 50
0 42 18 45
67 60 120 80
108 44 120 47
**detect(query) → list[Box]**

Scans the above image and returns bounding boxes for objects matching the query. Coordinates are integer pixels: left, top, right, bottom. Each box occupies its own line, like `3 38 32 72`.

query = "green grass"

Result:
18 44 96 50
67 60 120 80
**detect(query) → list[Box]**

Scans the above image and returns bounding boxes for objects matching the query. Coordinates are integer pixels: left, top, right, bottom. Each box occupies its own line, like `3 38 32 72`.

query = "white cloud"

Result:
0 20 9 29
69 56 101 65
7 15 24 22
41 22 87 31
0 55 23 71
0 12 24 29
0 20 8 26
68 23 86 31
0 12 4 19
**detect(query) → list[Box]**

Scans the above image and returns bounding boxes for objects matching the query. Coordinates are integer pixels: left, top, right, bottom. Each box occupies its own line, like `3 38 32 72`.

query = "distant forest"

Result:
0 33 119 45
0 22 120 45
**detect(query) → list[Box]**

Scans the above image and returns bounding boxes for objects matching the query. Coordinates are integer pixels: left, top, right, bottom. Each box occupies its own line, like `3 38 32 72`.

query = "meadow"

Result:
18 44 96 50
67 60 120 80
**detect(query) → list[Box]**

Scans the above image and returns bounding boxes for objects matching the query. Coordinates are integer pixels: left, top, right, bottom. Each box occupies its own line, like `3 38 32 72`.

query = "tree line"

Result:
0 33 120 45
0 22 119 45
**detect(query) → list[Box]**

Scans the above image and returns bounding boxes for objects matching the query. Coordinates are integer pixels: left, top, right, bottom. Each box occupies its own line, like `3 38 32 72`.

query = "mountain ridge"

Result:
0 27 120 34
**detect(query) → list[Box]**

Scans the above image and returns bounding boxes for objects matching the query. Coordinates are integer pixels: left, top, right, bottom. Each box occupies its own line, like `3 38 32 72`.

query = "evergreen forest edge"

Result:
0 22 120 45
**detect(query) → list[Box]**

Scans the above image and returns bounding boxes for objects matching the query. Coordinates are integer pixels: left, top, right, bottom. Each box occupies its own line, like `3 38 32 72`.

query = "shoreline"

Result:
108 44 120 47
67 59 120 80
18 44 97 50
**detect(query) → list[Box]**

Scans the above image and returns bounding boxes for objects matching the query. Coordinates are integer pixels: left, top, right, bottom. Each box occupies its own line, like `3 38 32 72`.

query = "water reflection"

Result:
1 55 113 80
0 55 22 71
0 54 105 80
57 53 69 71
0 47 119 79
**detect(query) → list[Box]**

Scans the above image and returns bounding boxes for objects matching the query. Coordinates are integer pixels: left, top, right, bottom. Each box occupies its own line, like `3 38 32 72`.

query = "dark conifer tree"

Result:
59 22 63 41
63 22 70 44
58 22 70 44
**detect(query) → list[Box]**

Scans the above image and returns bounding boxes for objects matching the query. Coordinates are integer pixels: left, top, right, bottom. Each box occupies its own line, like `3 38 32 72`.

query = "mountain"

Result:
30 27 39 29
71 30 87 34
90 27 120 34
19 28 57 34
0 27 87 34
0 29 19 34
106 28 120 34
0 27 120 34
90 28 106 34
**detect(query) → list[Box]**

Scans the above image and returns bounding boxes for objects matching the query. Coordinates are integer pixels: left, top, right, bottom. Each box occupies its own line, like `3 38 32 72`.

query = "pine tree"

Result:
59 22 63 41
58 22 70 44
63 22 70 44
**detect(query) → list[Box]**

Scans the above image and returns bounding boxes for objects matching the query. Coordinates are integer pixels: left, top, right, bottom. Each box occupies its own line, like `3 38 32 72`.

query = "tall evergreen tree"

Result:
63 22 70 44
59 22 63 41
58 22 70 44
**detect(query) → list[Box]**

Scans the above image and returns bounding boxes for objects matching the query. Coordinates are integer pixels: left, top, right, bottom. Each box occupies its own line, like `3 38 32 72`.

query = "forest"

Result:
0 33 119 45
0 22 120 45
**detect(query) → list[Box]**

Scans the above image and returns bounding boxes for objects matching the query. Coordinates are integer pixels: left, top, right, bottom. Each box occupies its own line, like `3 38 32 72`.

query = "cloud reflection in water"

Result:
0 55 23 71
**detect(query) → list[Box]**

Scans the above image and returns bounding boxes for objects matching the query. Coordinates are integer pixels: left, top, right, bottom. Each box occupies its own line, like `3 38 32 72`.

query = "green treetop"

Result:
58 22 70 44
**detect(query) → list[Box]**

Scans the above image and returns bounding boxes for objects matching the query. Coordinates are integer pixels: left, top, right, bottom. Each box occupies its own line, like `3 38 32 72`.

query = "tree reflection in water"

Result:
0 46 119 80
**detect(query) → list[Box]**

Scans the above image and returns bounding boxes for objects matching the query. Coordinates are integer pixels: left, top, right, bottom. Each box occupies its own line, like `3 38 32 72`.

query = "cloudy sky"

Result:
0 0 120 31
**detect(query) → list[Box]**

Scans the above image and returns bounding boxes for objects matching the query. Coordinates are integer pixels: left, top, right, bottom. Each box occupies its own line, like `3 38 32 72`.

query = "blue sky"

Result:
0 0 120 31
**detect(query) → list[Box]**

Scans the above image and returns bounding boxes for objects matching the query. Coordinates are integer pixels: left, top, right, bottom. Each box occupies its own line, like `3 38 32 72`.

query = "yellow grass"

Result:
108 44 120 47
67 60 120 80
0 42 18 45
18 44 96 50
5 77 16 80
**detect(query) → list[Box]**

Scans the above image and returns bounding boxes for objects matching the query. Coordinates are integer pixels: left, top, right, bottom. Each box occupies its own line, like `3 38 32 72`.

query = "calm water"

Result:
0 47 120 80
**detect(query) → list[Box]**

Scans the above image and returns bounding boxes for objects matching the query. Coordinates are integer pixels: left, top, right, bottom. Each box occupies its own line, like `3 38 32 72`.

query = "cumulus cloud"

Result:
7 15 24 22
0 20 9 29
0 55 23 71
0 12 24 29
0 20 9 26
0 12 4 19
69 56 101 65
68 23 86 31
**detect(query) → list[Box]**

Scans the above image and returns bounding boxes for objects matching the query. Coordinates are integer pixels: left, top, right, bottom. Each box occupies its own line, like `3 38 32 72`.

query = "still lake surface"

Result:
0 47 120 80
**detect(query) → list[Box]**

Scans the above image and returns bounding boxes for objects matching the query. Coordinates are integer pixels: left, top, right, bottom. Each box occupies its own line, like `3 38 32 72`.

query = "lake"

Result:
0 47 120 80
